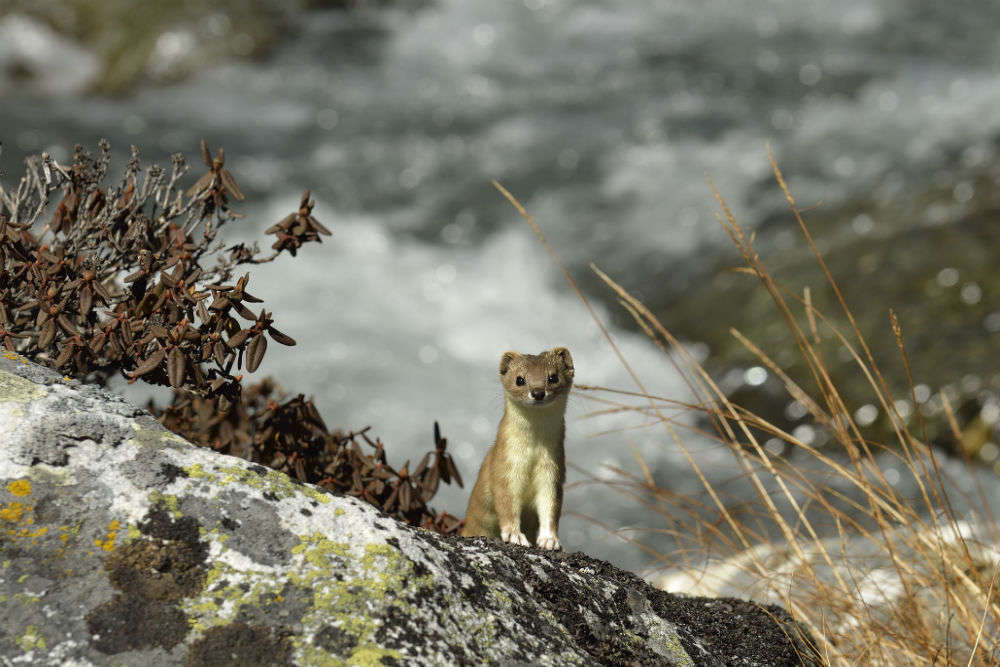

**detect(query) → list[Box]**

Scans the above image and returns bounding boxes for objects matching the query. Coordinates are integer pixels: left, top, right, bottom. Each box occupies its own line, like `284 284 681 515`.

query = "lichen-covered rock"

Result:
0 353 819 666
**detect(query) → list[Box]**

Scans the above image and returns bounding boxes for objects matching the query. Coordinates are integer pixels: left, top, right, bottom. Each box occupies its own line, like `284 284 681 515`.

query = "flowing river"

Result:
3 0 1000 572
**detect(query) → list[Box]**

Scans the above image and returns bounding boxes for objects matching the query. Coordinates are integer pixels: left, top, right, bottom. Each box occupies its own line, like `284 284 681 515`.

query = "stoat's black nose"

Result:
530 389 546 401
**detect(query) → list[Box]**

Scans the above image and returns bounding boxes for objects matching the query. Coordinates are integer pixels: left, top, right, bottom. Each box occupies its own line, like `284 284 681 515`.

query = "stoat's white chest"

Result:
499 396 565 508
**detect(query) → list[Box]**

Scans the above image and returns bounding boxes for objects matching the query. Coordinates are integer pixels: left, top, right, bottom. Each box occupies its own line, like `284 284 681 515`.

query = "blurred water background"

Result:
3 0 1000 574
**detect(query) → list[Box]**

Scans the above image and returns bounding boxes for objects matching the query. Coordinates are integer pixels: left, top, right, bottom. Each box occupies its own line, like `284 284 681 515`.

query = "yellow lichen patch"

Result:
490 586 512 609
94 519 121 552
53 524 81 557
0 369 46 402
184 558 288 632
130 422 190 449
191 463 332 506
148 490 181 517
7 479 31 497
1 501 25 523
183 533 416 666
288 537 423 666
2 351 28 364
17 626 46 652
27 466 74 487
184 463 215 481
1 497 49 546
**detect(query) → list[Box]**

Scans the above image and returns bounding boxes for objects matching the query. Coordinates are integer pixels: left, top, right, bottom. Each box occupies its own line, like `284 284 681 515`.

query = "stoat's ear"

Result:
551 347 574 379
499 351 518 375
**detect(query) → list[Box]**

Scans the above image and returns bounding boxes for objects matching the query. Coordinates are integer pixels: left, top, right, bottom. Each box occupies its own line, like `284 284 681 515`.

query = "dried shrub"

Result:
156 383 464 533
0 140 462 534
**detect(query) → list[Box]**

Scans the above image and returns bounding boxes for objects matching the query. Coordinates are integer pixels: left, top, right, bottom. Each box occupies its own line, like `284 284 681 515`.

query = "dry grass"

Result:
496 152 1000 666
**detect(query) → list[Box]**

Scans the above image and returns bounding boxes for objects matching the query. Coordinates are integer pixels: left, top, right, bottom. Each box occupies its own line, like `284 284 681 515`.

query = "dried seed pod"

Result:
246 334 266 373
79 285 92 316
89 332 107 355
38 319 56 349
398 482 411 512
266 326 295 346
445 457 462 488
132 348 165 377
93 280 112 302
148 324 169 339
57 314 77 335
421 466 439 502
213 341 227 366
415 452 431 477
55 342 75 368
167 347 186 388
228 328 251 348
200 138 212 166
232 301 255 320
219 169 244 201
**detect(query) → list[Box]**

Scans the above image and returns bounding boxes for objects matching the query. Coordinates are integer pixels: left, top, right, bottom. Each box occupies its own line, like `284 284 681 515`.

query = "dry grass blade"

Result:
500 153 1000 666
491 180 647 397
966 562 999 667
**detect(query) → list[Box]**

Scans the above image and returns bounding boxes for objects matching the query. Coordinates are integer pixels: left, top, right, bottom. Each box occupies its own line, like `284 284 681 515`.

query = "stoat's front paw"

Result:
536 532 561 551
501 528 530 547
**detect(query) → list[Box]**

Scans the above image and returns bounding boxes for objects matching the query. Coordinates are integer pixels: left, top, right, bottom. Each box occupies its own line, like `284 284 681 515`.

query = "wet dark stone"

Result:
86 594 189 654
160 463 189 483
315 624 357 655
105 537 207 601
186 622 293 667
83 503 214 657
138 505 209 564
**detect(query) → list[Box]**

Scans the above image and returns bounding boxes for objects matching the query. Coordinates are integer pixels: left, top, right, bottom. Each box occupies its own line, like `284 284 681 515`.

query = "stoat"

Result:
461 347 573 551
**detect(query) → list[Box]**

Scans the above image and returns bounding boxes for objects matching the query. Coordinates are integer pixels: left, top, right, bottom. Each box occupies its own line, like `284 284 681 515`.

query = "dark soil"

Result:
186 622 294 667
86 594 189 654
85 502 213 655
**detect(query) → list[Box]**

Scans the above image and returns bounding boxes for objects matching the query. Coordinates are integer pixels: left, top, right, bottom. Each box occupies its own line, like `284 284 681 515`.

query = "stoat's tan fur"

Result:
461 347 573 550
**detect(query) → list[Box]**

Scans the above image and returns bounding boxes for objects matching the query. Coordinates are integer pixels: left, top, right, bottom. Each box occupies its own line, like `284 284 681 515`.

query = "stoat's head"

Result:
499 347 574 408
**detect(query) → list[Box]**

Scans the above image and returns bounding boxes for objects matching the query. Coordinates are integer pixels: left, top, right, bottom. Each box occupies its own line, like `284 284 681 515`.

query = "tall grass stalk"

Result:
497 154 1000 666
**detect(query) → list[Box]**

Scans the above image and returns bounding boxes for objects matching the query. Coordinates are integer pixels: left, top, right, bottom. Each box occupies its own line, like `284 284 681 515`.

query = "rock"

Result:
4 0 287 94
0 353 819 666
654 518 999 657
2 0 408 95
0 14 100 97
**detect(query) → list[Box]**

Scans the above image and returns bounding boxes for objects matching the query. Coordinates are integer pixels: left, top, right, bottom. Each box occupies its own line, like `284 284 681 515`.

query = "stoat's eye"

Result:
516 376 525 386
547 373 558 384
